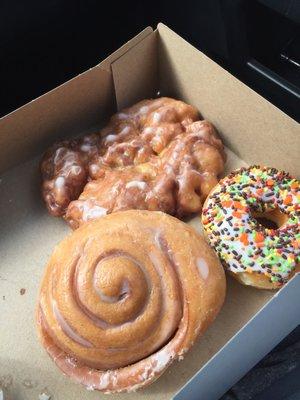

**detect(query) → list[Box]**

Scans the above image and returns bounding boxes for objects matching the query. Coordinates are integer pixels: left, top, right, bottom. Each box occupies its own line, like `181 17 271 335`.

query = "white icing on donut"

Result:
203 166 300 284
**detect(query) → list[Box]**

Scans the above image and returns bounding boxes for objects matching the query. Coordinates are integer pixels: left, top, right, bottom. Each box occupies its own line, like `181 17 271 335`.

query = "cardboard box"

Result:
0 24 299 400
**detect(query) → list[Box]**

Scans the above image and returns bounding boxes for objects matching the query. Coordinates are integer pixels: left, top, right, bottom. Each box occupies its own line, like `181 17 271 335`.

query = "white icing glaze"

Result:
112 182 122 195
120 125 131 135
152 112 162 123
139 364 153 381
54 176 65 190
89 163 100 175
80 144 93 152
149 252 164 280
152 348 173 372
197 258 209 280
208 211 252 274
79 202 107 222
143 126 154 134
153 230 163 249
117 112 128 120
70 165 82 176
125 181 147 190
98 371 111 390
105 134 118 143
53 148 77 169
53 147 65 165
52 300 92 348
139 105 149 114
111 371 118 386
65 356 78 367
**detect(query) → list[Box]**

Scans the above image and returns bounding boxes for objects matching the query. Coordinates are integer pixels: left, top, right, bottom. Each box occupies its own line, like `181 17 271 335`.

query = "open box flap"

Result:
100 27 153 72
111 31 158 109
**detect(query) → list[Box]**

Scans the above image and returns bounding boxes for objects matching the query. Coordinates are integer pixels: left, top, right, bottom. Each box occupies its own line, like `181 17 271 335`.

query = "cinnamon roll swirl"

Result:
36 211 225 393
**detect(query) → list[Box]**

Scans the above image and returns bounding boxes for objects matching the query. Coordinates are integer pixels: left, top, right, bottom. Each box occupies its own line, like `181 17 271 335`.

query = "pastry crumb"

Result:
39 393 51 400
20 288 26 295
22 378 38 388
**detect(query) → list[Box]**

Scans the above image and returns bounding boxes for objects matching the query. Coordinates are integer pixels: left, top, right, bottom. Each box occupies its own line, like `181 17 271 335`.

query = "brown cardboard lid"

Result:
0 24 298 399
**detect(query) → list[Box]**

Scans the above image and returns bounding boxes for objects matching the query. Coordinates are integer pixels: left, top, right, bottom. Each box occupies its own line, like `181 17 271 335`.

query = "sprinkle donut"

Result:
202 166 300 289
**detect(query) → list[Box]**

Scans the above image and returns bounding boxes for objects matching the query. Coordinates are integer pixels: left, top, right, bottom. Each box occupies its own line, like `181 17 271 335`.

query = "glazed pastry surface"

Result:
40 97 226 227
37 210 226 392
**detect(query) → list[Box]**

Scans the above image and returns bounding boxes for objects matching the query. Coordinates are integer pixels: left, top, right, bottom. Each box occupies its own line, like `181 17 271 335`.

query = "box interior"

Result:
0 24 298 400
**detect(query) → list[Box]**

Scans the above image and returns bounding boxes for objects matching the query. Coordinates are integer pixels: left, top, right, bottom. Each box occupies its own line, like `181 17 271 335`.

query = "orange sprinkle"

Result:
257 188 264 196
291 182 298 190
240 233 249 246
221 201 232 208
234 201 246 210
266 179 274 187
283 195 292 205
255 232 264 243
292 240 299 249
233 211 242 219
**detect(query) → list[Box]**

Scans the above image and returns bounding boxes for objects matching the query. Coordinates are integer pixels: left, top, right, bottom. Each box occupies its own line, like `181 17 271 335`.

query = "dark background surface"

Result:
1 0 299 399
1 0 299 120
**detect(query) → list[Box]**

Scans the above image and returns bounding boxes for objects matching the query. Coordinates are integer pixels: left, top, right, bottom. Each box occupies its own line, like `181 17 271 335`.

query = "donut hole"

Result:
252 208 288 230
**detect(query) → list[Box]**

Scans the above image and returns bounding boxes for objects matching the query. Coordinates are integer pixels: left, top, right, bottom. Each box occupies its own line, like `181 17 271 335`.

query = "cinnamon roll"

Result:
36 211 226 393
